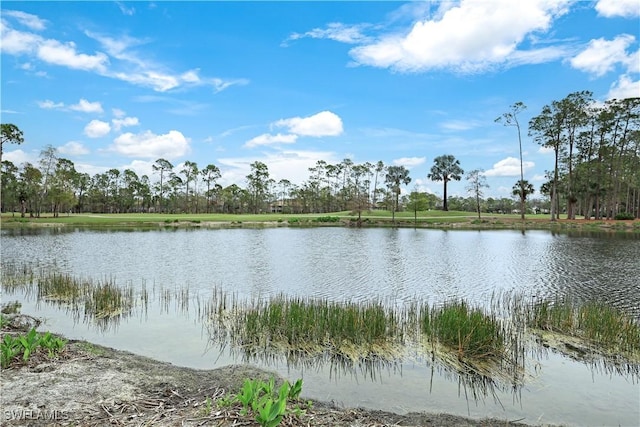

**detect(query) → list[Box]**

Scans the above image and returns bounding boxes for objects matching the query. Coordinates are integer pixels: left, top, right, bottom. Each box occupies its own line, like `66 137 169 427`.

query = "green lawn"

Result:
0 210 558 226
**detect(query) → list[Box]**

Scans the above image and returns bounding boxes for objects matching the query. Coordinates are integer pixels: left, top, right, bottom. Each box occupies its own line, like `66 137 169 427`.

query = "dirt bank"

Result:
0 317 536 427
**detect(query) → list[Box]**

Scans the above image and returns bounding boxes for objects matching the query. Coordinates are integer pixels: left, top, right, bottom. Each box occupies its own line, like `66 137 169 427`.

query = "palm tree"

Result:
372 160 385 208
384 165 411 223
427 155 464 211
512 180 535 214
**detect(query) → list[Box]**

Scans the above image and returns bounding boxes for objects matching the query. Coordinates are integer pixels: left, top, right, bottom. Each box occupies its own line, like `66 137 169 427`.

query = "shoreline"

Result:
0 323 539 427
2 213 639 232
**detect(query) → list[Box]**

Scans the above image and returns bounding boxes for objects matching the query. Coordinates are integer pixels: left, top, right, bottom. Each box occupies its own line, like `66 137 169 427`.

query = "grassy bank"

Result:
3 264 639 399
2 211 638 231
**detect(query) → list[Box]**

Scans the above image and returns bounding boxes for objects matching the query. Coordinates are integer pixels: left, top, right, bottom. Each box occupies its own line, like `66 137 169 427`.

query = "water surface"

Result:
2 227 639 426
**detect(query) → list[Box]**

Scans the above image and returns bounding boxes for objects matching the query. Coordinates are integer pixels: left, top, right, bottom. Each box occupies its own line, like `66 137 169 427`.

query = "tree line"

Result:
1 91 638 219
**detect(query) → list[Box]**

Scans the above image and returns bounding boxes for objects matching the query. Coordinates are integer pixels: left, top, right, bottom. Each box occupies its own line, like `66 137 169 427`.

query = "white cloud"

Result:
440 119 482 131
244 133 298 148
180 69 200 83
84 120 111 138
69 98 104 113
106 68 248 93
274 111 343 137
3 149 37 165
349 0 570 73
412 178 437 194
284 23 372 46
209 77 249 93
595 0 640 18
116 1 135 16
393 157 426 168
37 99 64 109
111 70 179 92
111 130 190 159
538 146 554 154
72 164 106 176
624 49 640 73
496 186 512 196
2 10 47 31
0 21 42 54
570 35 636 77
37 39 108 71
37 98 103 113
86 31 249 93
506 45 572 67
58 141 89 156
1 17 247 94
84 31 146 66
112 116 140 132
484 157 534 177
607 75 640 100
69 159 155 181
118 160 156 180
112 108 126 118
218 150 340 187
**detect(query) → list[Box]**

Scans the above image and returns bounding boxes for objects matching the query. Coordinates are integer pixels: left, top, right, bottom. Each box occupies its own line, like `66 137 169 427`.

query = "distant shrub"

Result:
614 212 635 220
471 219 490 224
313 216 340 223
288 218 299 224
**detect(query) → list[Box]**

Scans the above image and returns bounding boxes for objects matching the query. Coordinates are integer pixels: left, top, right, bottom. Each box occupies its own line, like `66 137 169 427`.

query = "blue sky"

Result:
1 0 639 199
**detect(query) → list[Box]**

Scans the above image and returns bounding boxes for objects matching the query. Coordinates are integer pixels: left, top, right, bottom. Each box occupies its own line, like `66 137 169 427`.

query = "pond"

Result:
2 227 639 426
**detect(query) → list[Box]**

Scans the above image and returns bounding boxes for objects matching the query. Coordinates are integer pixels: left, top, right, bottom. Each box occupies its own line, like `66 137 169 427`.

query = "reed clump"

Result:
219 296 403 361
38 272 89 304
0 262 36 290
529 298 640 355
422 301 505 360
1 264 138 328
86 281 134 319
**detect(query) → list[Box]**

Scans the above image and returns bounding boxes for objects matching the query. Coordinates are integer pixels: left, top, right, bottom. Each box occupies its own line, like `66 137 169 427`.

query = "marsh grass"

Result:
426 301 504 360
3 263 638 391
242 297 403 361
528 298 640 356
1 264 141 329
411 299 529 394
86 281 134 319
38 272 89 304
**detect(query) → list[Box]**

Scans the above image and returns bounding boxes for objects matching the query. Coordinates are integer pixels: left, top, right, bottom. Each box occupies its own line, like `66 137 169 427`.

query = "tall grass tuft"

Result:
529 298 640 354
86 280 134 319
38 272 88 304
1 265 138 330
425 301 504 360
214 295 404 362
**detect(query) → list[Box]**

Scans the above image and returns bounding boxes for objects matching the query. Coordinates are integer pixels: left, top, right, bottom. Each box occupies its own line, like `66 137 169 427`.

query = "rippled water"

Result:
2 227 639 426
3 227 640 312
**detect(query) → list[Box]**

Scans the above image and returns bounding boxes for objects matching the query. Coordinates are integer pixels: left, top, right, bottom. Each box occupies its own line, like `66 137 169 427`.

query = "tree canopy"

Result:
2 91 639 220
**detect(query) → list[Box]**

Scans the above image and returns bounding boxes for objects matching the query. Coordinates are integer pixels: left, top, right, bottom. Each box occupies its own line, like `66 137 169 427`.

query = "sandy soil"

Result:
0 315 536 427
